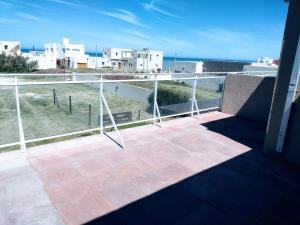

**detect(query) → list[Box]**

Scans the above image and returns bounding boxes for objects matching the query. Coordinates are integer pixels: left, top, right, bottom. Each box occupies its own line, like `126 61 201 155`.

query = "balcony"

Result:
1 72 300 225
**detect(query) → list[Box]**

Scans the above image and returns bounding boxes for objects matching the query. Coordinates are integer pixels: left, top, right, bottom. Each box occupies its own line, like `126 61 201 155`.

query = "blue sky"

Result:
0 0 288 59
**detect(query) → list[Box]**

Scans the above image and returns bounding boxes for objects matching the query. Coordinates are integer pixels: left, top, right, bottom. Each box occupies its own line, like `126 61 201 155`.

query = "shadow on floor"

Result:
84 116 300 225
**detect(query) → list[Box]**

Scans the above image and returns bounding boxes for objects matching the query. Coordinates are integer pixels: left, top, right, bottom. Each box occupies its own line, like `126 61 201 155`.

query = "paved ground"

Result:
1 111 300 225
0 150 64 225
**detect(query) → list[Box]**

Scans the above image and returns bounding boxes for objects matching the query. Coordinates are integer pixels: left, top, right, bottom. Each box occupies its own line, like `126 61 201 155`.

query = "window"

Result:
157 54 159 57
138 54 140 58
116 52 118 56
62 48 65 53
66 48 70 51
4 45 8 50
140 64 143 66
51 48 54 52
72 49 80 51
150 54 152 61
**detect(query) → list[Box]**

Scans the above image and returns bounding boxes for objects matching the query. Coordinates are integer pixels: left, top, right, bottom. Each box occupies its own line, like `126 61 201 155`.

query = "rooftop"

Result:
1 111 300 225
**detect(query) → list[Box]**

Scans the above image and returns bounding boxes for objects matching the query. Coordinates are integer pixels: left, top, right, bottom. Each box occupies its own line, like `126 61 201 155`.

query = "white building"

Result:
22 51 56 70
0 41 21 55
171 61 203 74
125 49 163 72
87 56 111 69
45 38 89 69
243 57 278 73
103 47 163 72
103 48 132 69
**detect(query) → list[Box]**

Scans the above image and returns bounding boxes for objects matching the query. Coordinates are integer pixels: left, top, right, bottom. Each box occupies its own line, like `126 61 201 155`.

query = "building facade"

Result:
22 51 56 70
103 47 163 72
171 61 203 74
45 38 89 69
0 41 21 55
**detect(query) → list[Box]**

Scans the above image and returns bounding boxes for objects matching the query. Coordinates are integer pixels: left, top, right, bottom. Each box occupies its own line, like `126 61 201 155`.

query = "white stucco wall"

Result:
171 61 203 74
0 41 21 55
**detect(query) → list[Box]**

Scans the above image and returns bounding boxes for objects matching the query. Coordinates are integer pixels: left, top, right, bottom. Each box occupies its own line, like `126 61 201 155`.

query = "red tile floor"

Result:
27 111 300 225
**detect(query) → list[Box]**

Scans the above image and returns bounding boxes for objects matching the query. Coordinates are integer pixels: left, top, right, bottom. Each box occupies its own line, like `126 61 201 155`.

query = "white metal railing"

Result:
0 72 240 153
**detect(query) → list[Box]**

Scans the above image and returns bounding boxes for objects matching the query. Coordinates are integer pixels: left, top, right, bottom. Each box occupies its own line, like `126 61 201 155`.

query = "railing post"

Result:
99 75 103 135
219 73 226 111
191 73 200 117
69 96 72 114
14 77 27 156
153 74 162 126
101 92 126 150
153 75 158 124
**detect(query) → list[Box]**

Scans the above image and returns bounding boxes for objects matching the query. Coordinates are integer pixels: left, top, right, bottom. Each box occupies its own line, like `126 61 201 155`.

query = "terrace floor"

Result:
1 111 300 225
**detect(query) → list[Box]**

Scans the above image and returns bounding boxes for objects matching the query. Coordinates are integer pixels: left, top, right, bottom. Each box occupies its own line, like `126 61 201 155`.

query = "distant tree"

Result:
0 53 38 72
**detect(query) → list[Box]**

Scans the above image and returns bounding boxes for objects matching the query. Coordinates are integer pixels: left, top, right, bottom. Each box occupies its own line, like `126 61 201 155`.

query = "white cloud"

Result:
99 9 145 27
48 0 80 7
10 0 55 13
160 37 193 48
124 29 156 41
141 0 180 18
15 12 50 23
0 18 19 25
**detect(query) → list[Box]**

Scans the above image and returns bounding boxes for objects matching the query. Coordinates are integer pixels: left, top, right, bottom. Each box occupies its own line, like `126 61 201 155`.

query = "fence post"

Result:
99 75 103 134
153 74 162 126
153 75 158 123
88 104 92 126
191 73 199 117
138 109 141 120
219 73 226 111
69 96 72 114
53 89 56 106
14 77 27 156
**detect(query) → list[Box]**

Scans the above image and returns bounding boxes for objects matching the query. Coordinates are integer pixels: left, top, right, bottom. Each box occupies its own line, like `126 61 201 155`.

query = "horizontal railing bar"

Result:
0 71 276 77
24 127 102 144
20 107 220 146
9 106 220 148
0 76 226 86
0 142 21 149
160 106 220 119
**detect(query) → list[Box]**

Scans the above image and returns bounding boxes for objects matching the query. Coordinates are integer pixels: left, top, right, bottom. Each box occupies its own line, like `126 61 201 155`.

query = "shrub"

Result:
148 86 190 107
0 53 38 72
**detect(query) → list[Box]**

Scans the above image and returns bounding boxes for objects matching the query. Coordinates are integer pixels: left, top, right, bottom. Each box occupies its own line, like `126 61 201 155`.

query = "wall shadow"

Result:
201 116 267 150
84 117 300 225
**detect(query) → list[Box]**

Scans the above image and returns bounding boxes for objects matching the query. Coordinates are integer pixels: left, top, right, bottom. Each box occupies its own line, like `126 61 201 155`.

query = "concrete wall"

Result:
221 74 275 123
75 75 152 104
282 79 300 164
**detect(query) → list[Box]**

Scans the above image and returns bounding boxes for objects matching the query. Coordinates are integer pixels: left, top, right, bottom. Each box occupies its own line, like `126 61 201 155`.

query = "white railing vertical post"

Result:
191 73 200 117
153 74 162 125
100 92 126 150
99 75 103 135
14 77 27 156
153 75 158 124
219 74 226 111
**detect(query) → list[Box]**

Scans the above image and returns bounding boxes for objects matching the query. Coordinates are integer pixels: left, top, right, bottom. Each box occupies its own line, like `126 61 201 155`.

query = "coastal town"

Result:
0 38 278 73
0 37 164 72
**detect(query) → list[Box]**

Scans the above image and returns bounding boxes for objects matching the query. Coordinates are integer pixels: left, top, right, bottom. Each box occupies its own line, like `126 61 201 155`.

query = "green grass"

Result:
0 81 152 147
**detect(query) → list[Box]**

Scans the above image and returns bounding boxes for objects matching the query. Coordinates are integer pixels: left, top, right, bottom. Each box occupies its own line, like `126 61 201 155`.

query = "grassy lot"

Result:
0 81 151 145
